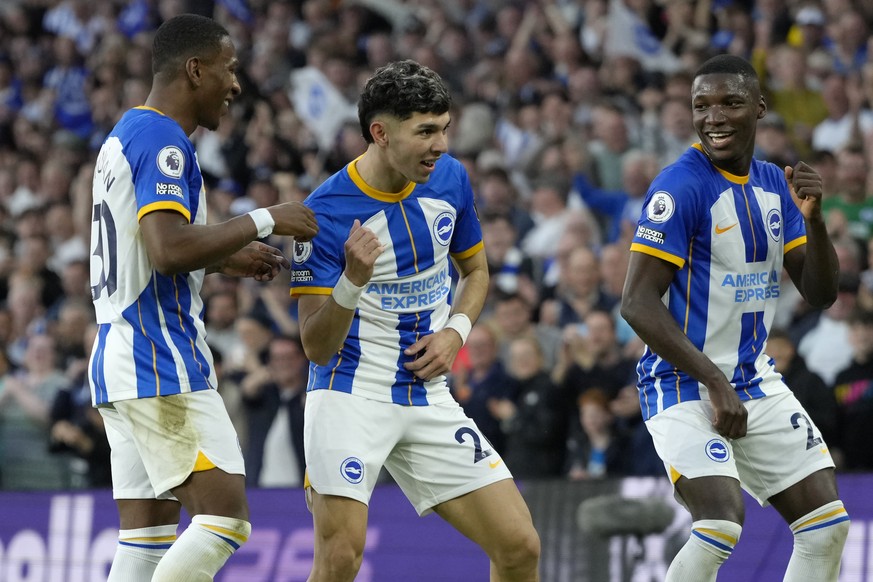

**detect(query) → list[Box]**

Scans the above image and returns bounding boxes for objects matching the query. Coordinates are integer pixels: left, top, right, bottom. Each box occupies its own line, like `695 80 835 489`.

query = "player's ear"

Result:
186 56 202 87
757 96 767 120
370 119 389 147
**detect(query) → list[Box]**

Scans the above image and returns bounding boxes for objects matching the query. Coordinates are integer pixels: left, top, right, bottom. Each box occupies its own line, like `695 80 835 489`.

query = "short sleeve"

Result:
449 165 483 259
290 197 344 296
629 168 701 269
781 176 807 253
127 122 196 223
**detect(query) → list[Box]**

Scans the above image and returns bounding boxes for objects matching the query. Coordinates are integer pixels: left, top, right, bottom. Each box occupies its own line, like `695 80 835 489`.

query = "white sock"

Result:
783 500 850 582
151 515 251 582
666 519 742 582
106 524 178 582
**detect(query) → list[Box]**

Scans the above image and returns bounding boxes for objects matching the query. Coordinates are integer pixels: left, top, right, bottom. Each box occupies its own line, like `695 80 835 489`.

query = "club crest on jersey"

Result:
157 146 184 178
340 457 364 484
292 240 313 263
705 438 730 463
646 191 675 223
767 209 782 242
433 212 454 246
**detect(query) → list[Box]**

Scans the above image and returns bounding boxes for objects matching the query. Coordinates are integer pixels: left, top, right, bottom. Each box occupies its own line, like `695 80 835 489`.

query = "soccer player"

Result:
291 60 541 581
621 54 849 581
88 14 318 581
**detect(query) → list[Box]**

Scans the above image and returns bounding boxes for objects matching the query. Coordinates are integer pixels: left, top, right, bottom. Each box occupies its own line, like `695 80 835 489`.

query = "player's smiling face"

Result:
692 73 765 176
197 36 240 131
385 111 450 186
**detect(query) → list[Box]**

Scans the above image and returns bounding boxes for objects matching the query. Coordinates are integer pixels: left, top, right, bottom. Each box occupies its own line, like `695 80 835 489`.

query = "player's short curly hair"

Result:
694 54 759 84
358 60 451 143
152 14 229 76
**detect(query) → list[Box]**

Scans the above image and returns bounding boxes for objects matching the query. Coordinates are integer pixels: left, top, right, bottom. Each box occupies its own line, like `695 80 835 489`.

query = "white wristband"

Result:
332 273 365 310
444 313 472 345
248 207 275 239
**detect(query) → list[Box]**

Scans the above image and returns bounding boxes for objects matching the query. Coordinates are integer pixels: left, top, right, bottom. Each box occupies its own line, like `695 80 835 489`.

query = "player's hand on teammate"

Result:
218 241 290 281
709 379 748 439
269 202 319 241
343 219 384 286
403 329 462 381
785 162 824 221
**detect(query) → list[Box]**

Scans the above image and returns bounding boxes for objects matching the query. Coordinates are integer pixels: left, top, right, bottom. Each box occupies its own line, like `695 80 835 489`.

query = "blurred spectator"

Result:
554 309 637 403
812 73 873 154
521 175 572 260
643 95 697 168
587 101 634 190
48 296 93 368
798 272 859 385
5 273 49 367
832 309 873 471
565 388 629 480
49 322 110 488
539 209 604 295
755 112 799 167
542 246 617 328
489 336 567 479
0 334 70 490
451 323 514 454
480 209 537 305
809 148 838 198
477 167 534 240
825 10 868 75
207 345 248 456
490 290 562 371
241 335 307 488
43 35 92 140
572 149 660 243
822 146 873 243
225 310 275 376
45 201 88 273
754 42 828 158
204 290 241 362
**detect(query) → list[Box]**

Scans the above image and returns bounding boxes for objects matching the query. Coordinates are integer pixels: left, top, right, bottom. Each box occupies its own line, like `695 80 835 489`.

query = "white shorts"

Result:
645 391 835 506
99 389 245 500
304 390 513 516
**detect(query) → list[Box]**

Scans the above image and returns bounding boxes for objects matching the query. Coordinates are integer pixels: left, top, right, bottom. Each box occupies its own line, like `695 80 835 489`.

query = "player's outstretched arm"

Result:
209 241 290 281
621 251 748 438
139 202 317 276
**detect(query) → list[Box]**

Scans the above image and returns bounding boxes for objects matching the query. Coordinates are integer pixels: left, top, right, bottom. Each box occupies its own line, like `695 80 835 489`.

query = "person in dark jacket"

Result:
241 335 307 487
831 309 873 470
565 388 629 480
489 335 567 478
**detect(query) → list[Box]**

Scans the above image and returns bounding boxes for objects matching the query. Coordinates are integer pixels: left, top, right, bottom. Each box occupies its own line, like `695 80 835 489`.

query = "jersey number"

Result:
790 412 823 450
91 202 118 300
454 427 493 464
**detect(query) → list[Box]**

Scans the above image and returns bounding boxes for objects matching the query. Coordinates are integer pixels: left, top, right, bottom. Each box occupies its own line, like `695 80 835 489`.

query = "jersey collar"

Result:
347 155 416 202
692 143 750 184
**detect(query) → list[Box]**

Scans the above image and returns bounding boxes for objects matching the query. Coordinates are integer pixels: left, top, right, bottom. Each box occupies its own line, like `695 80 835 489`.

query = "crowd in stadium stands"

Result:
0 0 872 490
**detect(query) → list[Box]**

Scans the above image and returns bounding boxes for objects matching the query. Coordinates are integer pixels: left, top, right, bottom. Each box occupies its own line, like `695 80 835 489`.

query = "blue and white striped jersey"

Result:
290 154 483 406
88 107 216 405
630 145 806 420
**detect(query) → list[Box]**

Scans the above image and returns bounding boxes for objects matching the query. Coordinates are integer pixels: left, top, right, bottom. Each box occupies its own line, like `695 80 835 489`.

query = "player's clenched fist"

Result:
269 201 319 240
785 161 824 220
344 219 384 286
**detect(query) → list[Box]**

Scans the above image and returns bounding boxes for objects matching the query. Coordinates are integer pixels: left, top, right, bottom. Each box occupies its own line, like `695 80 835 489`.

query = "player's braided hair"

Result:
358 60 452 144
152 14 229 76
